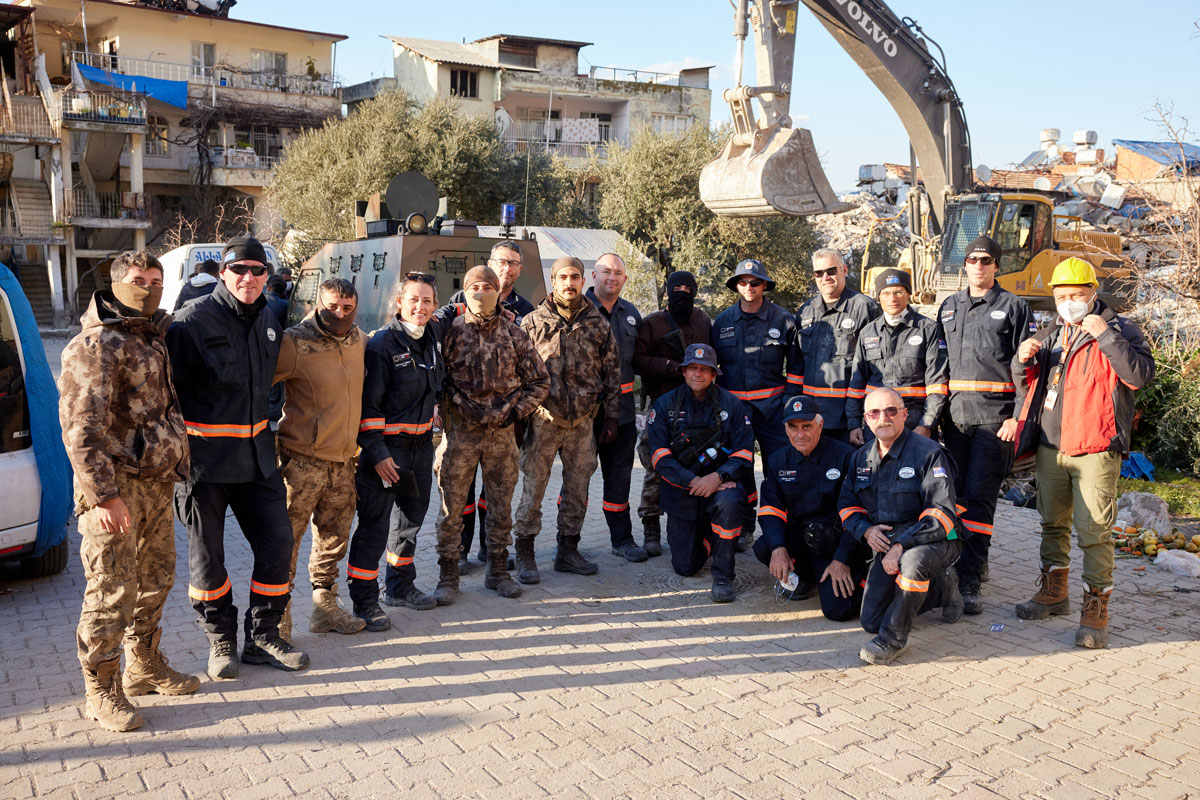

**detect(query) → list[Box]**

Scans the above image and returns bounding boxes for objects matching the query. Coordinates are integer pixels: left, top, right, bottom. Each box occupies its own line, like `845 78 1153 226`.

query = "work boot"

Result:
485 548 523 598
383 586 437 611
432 558 459 606
612 542 649 563
554 540 598 575
980 561 990 583
352 602 391 632
83 661 142 732
123 630 201 696
859 636 907 666
642 516 662 557
279 604 293 643
514 537 540 584
942 568 964 624
1075 586 1111 649
1015 565 1071 620
242 634 310 671
735 528 753 554
711 580 736 603
457 557 472 574
207 638 239 680
310 586 368 633
959 578 982 616
475 538 488 565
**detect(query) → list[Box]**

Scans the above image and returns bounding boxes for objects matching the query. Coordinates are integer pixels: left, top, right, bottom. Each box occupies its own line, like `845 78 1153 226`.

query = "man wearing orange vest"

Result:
1012 258 1154 648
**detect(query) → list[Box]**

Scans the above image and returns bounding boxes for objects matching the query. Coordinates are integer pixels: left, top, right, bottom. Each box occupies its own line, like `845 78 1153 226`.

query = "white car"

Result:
0 276 68 578
159 242 279 311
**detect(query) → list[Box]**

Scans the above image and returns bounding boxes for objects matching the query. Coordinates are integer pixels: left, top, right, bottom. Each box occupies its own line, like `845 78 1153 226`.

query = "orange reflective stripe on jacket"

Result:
620 382 635 394
895 574 930 592
711 523 741 540
961 519 993 536
920 507 955 535
758 505 787 521
802 385 849 398
729 386 785 401
839 506 868 523
948 380 1015 393
866 384 927 398
651 447 672 468
185 419 269 438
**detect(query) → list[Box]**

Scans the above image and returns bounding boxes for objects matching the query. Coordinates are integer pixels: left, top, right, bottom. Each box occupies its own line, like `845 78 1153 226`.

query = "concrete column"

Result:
49 141 65 223
61 139 77 312
130 132 145 250
45 245 66 327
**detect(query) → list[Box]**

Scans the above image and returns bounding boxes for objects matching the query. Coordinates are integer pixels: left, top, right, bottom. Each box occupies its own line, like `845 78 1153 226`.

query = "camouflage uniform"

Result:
514 297 620 550
60 292 189 671
434 308 549 568
272 314 365 632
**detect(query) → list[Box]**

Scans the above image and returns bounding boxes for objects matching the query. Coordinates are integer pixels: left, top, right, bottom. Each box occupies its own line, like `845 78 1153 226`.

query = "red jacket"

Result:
1012 301 1154 457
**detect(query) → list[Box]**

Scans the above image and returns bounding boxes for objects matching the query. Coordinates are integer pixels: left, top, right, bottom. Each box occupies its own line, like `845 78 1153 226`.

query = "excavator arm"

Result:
701 0 972 228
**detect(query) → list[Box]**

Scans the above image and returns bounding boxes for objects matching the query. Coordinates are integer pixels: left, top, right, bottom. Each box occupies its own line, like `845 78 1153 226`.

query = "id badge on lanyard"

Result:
1043 328 1077 411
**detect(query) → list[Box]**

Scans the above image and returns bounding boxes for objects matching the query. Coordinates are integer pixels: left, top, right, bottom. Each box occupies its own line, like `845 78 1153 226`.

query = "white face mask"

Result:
883 312 905 326
1056 299 1090 325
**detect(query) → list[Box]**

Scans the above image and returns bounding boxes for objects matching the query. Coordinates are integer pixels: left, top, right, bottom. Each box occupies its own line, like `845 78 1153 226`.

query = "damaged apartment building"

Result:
344 33 712 214
3 0 345 324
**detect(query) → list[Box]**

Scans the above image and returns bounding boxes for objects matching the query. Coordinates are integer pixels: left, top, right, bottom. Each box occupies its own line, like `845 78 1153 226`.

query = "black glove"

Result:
597 418 619 446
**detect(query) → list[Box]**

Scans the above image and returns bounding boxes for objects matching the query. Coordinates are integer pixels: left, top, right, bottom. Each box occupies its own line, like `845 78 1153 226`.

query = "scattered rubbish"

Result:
990 623 1005 632
1154 549 1200 578
1133 565 1146 572
1120 452 1155 482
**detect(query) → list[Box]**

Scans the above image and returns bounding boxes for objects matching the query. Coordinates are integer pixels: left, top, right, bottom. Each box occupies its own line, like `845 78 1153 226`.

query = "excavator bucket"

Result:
700 125 852 217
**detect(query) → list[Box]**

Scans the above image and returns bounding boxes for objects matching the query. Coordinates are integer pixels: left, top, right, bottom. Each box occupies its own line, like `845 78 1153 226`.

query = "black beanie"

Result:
874 268 912 295
222 236 269 267
965 235 1001 262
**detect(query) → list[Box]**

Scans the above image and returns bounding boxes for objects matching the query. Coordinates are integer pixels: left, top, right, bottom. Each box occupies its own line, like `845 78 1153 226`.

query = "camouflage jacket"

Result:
273 313 365 464
59 291 189 509
521 297 621 425
442 307 549 427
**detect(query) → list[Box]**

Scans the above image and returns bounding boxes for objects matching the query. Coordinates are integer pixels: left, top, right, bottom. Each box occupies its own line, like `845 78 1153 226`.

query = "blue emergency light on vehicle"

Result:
501 203 517 226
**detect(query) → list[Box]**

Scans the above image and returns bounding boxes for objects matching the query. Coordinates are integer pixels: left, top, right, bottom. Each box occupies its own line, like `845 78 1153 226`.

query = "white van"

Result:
159 242 279 311
0 280 66 578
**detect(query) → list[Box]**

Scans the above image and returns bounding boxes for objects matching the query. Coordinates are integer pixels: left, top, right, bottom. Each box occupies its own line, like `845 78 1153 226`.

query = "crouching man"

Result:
839 388 964 665
648 344 753 603
755 395 867 620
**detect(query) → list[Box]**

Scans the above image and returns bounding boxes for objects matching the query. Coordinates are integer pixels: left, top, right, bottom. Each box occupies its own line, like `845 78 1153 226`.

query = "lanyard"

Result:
1049 326 1080 390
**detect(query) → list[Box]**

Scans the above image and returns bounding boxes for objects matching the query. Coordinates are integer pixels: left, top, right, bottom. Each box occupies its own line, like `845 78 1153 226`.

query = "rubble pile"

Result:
813 191 908 256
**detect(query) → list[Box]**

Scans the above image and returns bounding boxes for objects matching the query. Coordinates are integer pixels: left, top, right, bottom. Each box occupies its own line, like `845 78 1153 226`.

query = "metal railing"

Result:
0 204 19 237
588 66 683 85
502 119 616 159
217 149 280 169
57 89 147 125
119 149 201 171
72 51 340 99
68 189 146 220
0 98 56 138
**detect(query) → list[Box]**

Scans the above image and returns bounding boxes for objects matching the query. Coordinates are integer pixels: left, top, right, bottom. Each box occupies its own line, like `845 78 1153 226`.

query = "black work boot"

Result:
711 580 736 603
554 538 598 575
484 548 523 598
641 516 662 557
735 527 754 554
242 634 310 671
207 638 239 680
960 578 982 616
859 636 907 665
514 537 540 584
432 557 459 606
942 568 964 623
612 542 649 562
382 584 437 611
352 602 392 632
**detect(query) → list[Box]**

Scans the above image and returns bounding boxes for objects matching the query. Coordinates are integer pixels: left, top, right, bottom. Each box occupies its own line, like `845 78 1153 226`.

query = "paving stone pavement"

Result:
3 452 1199 799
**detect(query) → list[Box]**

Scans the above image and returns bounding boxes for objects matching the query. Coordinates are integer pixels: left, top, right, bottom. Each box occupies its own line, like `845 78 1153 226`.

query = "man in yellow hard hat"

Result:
1010 257 1154 649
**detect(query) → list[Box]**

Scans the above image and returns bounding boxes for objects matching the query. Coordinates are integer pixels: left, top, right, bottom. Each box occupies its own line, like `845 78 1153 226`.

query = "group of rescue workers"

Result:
58 231 1154 733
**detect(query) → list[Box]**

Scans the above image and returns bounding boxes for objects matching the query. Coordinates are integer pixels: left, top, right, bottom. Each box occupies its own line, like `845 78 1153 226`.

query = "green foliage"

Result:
1131 338 1200 474
597 124 819 315
267 90 589 263
1119 471 1200 518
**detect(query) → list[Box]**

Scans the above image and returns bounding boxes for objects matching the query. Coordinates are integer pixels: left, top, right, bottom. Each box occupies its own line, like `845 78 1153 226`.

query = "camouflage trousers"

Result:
435 413 520 560
280 448 356 592
636 421 661 520
76 475 176 670
513 412 597 545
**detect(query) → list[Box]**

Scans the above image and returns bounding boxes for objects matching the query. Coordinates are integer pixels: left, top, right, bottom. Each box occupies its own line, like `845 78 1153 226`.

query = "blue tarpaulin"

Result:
77 62 188 109
1113 139 1200 172
0 263 72 557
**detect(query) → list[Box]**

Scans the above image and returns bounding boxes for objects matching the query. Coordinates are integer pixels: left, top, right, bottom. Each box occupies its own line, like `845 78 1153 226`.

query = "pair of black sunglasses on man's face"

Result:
226 263 268 276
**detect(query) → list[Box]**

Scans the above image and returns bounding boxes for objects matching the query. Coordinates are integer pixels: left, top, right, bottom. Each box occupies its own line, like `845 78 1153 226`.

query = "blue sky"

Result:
242 0 1199 190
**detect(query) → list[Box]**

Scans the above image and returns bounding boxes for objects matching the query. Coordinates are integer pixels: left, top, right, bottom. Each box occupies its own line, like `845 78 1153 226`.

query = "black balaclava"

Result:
665 271 697 325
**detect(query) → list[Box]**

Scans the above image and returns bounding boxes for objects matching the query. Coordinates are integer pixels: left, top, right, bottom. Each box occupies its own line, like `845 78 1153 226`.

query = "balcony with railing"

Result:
66 188 150 226
501 118 618 160
54 89 147 129
72 51 340 99
0 96 58 141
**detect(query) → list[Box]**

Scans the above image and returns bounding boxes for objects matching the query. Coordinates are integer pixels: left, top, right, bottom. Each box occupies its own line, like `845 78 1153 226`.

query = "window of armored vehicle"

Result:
0 291 31 454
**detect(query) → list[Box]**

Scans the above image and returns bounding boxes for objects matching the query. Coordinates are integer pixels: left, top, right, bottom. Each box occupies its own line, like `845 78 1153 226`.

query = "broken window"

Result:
450 69 478 99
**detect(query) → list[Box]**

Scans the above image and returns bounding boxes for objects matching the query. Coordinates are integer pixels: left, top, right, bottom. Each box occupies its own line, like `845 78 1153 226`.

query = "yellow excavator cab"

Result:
700 124 852 217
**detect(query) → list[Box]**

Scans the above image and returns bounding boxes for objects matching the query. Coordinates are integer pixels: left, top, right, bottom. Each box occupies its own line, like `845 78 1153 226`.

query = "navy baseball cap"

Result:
782 394 819 422
725 258 776 291
681 343 721 374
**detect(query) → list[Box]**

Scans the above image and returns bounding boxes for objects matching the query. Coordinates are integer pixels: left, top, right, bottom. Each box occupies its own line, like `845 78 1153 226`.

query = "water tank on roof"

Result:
1073 130 1099 146
1040 128 1060 143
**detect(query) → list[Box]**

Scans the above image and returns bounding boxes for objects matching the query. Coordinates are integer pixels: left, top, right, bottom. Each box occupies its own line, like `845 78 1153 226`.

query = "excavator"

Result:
699 0 1128 309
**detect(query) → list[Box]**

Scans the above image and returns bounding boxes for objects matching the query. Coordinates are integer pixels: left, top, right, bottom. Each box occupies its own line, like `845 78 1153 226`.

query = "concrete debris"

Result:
1116 491 1172 537
812 192 908 258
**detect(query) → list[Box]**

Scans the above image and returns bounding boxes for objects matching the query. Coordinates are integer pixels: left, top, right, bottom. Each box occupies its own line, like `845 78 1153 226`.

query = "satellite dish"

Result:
385 172 439 222
1034 176 1052 191
975 164 992 183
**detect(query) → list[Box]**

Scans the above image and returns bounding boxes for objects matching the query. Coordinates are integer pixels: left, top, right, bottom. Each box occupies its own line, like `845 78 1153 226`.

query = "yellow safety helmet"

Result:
1048 257 1098 287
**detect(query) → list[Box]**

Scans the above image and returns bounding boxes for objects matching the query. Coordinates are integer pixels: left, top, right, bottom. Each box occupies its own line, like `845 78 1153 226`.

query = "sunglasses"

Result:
226 263 268 276
405 272 437 284
738 279 765 288
865 406 903 420
813 267 839 278
965 255 996 266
